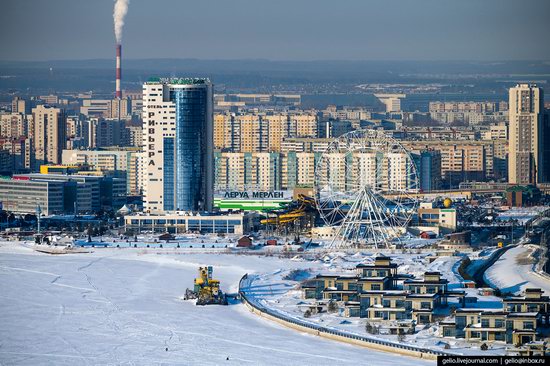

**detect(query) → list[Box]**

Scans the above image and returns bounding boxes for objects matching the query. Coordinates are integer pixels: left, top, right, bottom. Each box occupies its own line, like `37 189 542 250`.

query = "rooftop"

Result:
146 77 210 85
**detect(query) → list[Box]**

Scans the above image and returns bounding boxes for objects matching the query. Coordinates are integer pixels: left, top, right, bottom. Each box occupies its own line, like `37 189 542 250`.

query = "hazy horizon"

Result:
3 57 550 63
1 0 549 62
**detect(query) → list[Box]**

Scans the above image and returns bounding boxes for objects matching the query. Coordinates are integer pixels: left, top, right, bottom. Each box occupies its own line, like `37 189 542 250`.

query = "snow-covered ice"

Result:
0 242 431 365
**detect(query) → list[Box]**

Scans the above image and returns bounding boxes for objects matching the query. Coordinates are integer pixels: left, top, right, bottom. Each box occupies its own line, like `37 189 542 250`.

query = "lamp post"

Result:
36 205 42 234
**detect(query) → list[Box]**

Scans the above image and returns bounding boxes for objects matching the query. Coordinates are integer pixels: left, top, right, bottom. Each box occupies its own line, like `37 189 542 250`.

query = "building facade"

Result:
32 105 66 168
214 112 317 153
142 78 214 213
62 148 141 195
508 84 547 184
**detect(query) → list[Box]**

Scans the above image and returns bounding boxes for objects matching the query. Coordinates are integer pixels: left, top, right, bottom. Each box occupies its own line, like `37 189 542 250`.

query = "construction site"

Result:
260 194 318 240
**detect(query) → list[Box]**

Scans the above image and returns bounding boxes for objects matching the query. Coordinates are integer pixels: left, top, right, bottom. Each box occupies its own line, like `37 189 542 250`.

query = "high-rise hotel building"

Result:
508 84 550 185
142 78 214 213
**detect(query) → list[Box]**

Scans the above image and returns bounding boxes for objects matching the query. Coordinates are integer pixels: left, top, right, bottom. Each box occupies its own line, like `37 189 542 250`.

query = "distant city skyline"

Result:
1 0 550 62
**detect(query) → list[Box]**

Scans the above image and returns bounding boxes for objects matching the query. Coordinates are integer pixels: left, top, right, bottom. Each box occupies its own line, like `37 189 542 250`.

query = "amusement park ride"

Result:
260 194 317 238
260 130 419 249
314 129 419 249
315 130 418 248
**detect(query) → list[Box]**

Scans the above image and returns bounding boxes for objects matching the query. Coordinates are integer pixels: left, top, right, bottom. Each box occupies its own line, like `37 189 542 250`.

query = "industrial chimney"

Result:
116 44 122 99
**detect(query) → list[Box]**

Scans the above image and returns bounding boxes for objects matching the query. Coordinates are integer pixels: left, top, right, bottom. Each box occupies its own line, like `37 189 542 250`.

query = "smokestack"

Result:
116 44 122 99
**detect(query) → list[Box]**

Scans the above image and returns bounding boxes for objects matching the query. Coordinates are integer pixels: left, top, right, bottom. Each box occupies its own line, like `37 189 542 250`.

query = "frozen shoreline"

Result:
0 241 431 365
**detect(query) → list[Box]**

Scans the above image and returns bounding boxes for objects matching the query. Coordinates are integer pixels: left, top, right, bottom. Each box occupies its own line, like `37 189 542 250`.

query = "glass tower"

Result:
143 78 213 213
172 86 210 211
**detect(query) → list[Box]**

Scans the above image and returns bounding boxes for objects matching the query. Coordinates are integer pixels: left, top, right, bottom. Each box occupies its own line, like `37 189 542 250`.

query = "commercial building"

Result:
375 94 405 113
9 174 125 213
508 84 549 184
62 148 141 195
213 190 293 211
0 177 65 215
80 98 132 120
124 212 249 235
142 78 214 213
416 202 457 233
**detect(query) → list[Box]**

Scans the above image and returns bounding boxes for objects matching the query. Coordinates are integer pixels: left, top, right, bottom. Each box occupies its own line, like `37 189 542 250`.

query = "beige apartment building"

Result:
0 113 27 139
32 105 66 168
282 152 316 189
429 101 504 113
401 139 508 185
508 84 548 184
482 122 508 140
215 152 281 191
215 150 413 192
213 112 317 153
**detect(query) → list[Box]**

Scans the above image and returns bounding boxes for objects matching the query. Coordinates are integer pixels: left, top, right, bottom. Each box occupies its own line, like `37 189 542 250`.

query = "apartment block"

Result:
31 105 66 168
214 112 317 153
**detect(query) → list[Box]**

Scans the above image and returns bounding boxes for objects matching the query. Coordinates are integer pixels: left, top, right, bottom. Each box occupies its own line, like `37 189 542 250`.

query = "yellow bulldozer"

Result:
184 266 228 306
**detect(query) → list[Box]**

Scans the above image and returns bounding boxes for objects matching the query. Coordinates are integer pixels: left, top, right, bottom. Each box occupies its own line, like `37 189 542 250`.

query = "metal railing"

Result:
238 273 454 358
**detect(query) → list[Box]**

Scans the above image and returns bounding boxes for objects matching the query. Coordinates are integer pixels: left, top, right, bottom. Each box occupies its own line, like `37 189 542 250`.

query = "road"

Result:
484 245 550 295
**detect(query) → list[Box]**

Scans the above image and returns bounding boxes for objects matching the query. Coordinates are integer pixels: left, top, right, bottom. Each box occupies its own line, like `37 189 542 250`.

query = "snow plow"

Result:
184 266 228 306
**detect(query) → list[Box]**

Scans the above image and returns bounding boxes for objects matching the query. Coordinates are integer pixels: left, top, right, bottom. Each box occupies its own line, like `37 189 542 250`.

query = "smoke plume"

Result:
113 0 130 43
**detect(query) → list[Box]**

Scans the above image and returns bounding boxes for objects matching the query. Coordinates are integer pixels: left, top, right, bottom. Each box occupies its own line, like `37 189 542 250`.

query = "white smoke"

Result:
113 0 130 43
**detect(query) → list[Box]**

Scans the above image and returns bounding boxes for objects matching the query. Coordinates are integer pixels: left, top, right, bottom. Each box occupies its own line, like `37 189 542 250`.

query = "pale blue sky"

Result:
1 0 549 61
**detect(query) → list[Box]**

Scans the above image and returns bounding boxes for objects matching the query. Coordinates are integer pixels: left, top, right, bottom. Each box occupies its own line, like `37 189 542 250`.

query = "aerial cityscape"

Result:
1 0 550 365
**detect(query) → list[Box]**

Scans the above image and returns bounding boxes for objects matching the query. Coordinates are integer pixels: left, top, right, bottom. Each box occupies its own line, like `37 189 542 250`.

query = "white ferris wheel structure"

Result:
314 129 419 249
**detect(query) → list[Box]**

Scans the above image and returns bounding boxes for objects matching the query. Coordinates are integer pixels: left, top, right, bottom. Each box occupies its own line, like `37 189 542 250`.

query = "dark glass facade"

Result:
168 86 211 211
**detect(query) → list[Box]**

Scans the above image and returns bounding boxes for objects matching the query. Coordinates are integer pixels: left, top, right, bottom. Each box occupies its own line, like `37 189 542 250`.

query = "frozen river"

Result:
0 244 431 365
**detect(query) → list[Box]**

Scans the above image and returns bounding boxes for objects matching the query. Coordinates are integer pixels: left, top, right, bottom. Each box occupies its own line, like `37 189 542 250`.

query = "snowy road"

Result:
0 244 431 365
484 245 550 295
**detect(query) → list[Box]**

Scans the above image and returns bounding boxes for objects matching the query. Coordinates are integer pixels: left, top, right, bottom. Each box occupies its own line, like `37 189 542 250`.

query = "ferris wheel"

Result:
314 129 419 249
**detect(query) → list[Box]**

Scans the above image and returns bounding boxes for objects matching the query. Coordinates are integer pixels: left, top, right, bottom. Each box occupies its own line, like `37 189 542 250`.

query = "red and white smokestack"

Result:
116 44 122 99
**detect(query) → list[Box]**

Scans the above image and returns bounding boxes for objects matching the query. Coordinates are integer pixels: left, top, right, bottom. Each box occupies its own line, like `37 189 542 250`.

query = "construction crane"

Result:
184 266 228 305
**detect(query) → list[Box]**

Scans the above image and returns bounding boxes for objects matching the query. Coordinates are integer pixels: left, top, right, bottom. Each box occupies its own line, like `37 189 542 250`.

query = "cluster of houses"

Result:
441 288 549 348
301 255 549 350
302 256 466 333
